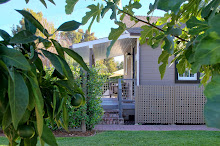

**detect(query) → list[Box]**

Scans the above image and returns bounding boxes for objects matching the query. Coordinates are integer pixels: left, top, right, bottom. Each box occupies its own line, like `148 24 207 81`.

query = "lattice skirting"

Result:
135 85 205 124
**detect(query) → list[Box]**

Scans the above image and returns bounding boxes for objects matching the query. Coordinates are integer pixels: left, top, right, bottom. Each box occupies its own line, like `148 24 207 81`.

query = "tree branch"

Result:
117 9 188 42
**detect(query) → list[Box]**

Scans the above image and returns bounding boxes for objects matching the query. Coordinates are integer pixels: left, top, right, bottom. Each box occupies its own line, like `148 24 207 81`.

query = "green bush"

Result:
46 66 105 131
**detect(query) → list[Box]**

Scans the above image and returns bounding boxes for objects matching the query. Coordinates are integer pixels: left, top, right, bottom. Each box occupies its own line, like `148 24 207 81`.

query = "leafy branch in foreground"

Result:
0 9 89 146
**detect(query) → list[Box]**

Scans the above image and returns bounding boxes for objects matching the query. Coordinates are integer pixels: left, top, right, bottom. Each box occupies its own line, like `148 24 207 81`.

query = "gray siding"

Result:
139 44 175 85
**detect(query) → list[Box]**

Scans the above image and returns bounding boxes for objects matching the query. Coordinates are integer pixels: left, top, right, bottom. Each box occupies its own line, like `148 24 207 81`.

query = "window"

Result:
178 68 197 81
175 63 200 83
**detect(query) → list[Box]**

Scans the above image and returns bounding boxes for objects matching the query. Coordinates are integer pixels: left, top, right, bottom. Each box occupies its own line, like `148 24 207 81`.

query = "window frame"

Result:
175 61 200 83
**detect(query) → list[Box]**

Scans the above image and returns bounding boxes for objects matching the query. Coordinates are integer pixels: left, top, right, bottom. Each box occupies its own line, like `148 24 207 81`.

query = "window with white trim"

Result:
178 68 197 81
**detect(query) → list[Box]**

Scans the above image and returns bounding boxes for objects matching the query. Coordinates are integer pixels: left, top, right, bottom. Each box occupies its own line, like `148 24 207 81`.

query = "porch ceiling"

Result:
71 33 136 62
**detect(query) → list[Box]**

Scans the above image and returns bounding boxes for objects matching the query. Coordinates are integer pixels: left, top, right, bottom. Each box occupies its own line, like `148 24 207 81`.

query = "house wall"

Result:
139 43 175 85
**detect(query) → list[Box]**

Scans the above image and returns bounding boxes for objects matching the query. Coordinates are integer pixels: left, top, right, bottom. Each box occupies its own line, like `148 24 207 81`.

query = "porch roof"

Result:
70 31 137 62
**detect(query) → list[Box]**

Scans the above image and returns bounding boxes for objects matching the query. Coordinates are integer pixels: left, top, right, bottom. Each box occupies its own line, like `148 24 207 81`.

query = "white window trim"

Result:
178 70 197 81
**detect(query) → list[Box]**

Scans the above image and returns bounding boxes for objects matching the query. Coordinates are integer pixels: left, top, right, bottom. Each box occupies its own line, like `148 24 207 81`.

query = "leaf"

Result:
48 0 55 5
209 13 220 36
25 0 29 4
27 72 44 137
204 74 220 129
194 33 220 66
204 74 220 98
57 20 81 32
140 25 155 45
51 39 64 58
166 27 182 36
63 47 89 72
158 50 170 79
176 58 186 74
41 49 74 83
65 0 79 15
106 40 116 57
0 29 11 42
40 123 58 146
10 30 38 44
108 21 126 40
101 2 117 20
40 0 47 8
82 4 103 32
0 46 31 70
162 35 174 54
25 18 37 34
62 100 69 131
38 37 52 49
186 16 208 29
2 105 12 130
8 69 29 130
16 10 50 38
148 0 186 14
0 0 10 4
107 21 126 57
201 0 220 19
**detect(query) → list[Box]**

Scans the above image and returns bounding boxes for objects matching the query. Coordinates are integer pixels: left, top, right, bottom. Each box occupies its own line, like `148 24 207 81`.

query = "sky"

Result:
0 0 165 62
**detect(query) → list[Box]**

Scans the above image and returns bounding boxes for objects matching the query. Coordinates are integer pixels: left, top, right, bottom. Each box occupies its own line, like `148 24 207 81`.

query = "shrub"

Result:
46 66 105 130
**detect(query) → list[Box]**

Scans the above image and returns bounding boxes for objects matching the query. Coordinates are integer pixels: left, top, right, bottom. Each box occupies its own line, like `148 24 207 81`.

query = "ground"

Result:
0 130 220 145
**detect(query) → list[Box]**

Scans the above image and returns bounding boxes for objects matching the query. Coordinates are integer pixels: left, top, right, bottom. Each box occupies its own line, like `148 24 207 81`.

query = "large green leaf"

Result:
48 0 55 5
2 105 11 130
140 25 159 45
8 69 29 130
27 72 44 137
108 21 126 40
0 0 10 4
204 75 220 129
16 10 50 38
148 0 186 14
201 0 220 19
0 46 31 70
162 35 174 54
194 33 220 65
39 0 47 8
82 4 103 31
25 18 37 35
186 16 208 29
51 39 64 58
176 58 187 75
57 20 81 32
62 100 69 131
41 49 74 83
41 123 58 146
158 50 170 79
62 47 89 72
65 0 79 15
0 29 11 42
107 21 126 57
209 13 220 36
101 2 117 20
10 30 38 44
38 37 52 49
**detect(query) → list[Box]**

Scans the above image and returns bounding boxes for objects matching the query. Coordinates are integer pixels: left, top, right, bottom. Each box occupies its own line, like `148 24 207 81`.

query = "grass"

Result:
0 131 220 146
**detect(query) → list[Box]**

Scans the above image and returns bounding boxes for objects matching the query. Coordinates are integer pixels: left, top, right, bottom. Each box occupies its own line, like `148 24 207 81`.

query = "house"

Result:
71 15 206 125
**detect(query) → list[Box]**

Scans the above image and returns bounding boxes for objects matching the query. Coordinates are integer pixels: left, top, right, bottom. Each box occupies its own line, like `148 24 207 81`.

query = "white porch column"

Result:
136 38 140 86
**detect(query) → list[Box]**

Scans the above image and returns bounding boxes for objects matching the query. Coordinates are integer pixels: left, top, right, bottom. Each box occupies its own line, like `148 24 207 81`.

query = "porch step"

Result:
99 109 124 125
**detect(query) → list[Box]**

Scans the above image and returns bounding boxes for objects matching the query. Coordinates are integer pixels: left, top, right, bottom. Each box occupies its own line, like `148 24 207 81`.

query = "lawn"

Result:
0 131 220 146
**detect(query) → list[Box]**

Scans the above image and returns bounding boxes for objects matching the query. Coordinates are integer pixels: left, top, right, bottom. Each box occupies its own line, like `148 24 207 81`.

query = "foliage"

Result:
66 66 104 131
0 7 89 146
44 66 104 131
64 0 220 129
